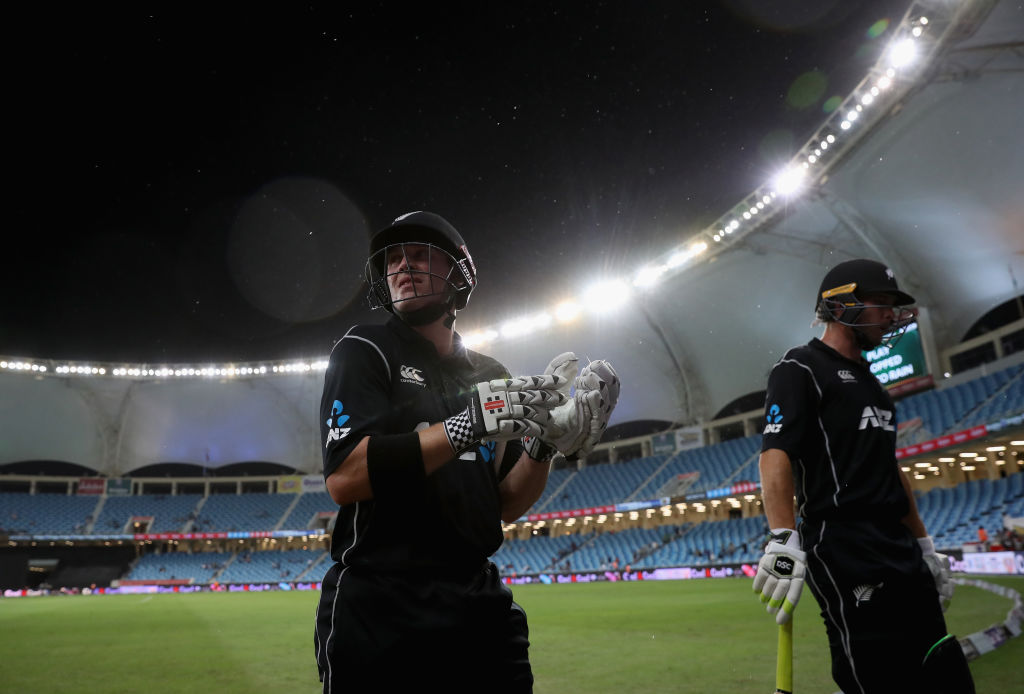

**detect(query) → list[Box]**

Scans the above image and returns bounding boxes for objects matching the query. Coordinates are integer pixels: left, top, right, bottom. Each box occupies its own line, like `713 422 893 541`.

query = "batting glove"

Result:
918 535 953 612
575 359 620 457
443 374 567 456
753 529 806 625
522 355 621 461
523 352 581 462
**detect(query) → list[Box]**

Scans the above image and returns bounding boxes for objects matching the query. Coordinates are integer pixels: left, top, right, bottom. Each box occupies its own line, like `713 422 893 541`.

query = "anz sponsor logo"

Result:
459 440 497 463
400 364 426 387
763 404 783 434
858 405 894 431
325 400 352 448
837 369 856 383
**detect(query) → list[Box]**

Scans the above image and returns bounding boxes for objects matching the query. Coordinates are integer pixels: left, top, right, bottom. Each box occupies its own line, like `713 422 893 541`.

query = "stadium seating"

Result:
216 549 322 583
631 436 760 500
537 455 666 511
91 494 202 534
898 364 1024 440
190 493 296 532
917 474 1024 550
279 491 335 530
123 550 234 583
3 356 1022 588
0 492 100 535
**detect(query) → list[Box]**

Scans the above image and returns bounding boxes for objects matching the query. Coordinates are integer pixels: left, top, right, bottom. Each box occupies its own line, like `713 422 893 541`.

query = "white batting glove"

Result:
575 359 620 457
753 529 806 625
918 536 953 612
523 356 621 461
443 374 567 455
523 353 582 462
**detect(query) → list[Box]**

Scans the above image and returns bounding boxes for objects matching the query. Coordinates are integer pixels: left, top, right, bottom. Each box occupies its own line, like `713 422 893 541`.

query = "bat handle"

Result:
775 618 793 694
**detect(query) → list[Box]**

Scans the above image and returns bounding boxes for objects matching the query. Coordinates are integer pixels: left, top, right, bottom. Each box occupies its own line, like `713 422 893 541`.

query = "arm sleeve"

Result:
320 332 392 479
761 359 816 460
496 439 525 483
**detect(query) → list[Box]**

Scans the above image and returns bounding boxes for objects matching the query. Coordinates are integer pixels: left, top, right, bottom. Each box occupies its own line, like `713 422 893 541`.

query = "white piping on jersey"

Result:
778 357 842 511
321 501 360 694
808 522 866 694
340 327 391 381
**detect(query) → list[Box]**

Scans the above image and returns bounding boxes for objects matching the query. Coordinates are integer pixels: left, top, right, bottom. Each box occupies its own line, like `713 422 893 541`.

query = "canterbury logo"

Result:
400 365 425 383
858 406 894 431
837 370 856 382
854 583 883 606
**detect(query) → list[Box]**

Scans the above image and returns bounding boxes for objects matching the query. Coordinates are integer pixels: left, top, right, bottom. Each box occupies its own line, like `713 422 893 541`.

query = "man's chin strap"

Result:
852 325 876 351
394 298 457 328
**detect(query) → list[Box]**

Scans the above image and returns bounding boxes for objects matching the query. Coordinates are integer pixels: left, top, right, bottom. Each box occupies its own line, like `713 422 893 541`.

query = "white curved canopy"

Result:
1 0 1021 475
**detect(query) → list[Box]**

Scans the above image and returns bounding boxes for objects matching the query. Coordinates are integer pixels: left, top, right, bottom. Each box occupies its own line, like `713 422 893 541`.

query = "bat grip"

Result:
775 619 793 694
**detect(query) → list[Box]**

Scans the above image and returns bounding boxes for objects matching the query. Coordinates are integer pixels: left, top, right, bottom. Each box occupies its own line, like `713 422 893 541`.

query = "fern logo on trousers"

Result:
854 583 883 607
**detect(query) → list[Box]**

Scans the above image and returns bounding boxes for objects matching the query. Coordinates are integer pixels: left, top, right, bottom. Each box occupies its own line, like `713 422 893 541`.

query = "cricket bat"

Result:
775 619 793 694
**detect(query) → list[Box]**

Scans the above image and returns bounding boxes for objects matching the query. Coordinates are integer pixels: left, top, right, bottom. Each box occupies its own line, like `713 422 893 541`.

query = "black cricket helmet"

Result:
364 211 478 316
816 258 916 347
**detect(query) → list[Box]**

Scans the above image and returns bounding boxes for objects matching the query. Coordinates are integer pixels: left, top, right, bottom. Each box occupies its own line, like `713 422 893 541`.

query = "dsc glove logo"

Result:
773 557 795 575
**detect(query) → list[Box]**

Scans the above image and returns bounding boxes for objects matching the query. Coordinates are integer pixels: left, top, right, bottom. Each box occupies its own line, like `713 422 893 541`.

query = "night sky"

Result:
3 0 906 365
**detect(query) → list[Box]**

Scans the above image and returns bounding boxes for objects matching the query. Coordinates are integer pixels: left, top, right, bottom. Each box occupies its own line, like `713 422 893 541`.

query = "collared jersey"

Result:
320 316 522 575
761 338 908 522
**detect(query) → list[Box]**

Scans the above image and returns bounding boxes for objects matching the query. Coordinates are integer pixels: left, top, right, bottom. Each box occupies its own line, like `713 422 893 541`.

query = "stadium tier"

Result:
1 492 101 535
93 494 203 534
2 358 1023 589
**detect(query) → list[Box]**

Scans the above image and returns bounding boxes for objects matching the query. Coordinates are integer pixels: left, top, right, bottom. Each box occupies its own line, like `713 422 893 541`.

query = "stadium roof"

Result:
481 0 1024 426
1 0 1021 475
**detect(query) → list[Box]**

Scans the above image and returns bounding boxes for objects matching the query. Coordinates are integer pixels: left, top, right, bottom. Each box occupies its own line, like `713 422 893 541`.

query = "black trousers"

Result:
315 561 533 693
802 519 965 694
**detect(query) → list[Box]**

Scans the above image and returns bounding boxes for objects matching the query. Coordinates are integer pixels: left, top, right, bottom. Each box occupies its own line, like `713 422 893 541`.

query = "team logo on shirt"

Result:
763 404 784 434
399 365 426 387
837 369 856 382
459 440 496 463
325 400 352 448
858 406 894 431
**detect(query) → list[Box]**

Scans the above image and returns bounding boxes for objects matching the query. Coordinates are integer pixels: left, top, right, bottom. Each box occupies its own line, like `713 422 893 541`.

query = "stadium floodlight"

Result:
461 328 498 349
986 445 1006 452
553 299 581 323
500 316 533 339
633 264 667 289
889 37 918 69
772 165 806 197
582 278 631 313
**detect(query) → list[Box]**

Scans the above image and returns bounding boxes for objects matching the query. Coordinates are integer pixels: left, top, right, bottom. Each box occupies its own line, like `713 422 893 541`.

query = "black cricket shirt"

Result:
320 316 522 575
761 338 909 523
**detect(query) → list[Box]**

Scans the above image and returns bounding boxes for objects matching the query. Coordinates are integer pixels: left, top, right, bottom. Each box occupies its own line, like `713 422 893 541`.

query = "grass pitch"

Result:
1 576 1020 693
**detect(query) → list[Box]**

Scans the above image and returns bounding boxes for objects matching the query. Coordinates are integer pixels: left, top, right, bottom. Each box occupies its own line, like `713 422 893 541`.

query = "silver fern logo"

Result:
854 583 884 606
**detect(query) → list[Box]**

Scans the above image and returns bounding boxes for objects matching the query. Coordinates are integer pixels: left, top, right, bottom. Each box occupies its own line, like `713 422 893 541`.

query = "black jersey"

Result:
320 316 522 575
761 338 909 522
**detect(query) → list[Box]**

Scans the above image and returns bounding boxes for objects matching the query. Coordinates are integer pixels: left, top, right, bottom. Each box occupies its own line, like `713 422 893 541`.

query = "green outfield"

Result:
1 576 1020 693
